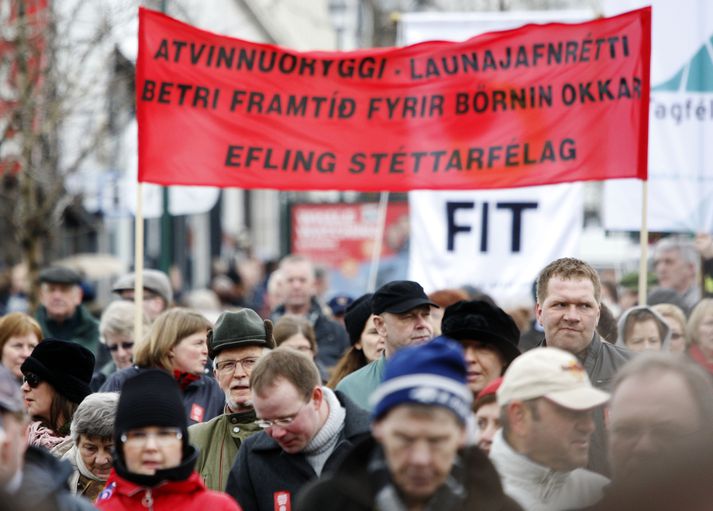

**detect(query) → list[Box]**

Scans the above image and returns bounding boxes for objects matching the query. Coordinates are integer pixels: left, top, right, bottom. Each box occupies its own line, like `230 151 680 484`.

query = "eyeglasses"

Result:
255 401 308 429
215 357 259 374
107 341 134 352
23 372 41 388
120 428 183 447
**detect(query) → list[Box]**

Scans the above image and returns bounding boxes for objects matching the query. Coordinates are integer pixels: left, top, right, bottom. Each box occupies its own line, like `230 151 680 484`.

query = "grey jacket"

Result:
225 391 370 511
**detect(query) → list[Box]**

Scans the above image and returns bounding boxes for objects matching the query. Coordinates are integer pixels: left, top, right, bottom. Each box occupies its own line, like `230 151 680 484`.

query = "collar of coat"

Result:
248 390 370 453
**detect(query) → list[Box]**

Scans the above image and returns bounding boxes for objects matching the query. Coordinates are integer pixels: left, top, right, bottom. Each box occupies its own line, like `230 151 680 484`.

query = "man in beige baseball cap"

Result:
489 347 610 511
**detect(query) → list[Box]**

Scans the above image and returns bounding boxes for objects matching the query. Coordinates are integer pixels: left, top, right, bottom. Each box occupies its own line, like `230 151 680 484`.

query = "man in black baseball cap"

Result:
335 280 437 410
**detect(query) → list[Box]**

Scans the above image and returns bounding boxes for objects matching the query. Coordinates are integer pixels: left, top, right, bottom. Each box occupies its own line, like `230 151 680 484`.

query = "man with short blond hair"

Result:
536 257 630 474
225 348 370 511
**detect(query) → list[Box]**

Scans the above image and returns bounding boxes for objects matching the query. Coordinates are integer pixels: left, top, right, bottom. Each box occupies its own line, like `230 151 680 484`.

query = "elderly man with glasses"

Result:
188 309 275 492
225 347 370 511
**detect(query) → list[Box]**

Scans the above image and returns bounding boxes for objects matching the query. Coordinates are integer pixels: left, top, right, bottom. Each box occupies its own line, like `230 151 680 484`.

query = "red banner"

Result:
137 7 651 191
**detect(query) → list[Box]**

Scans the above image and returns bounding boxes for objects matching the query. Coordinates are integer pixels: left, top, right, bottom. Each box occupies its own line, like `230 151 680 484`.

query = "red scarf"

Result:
172 370 200 391
688 344 713 375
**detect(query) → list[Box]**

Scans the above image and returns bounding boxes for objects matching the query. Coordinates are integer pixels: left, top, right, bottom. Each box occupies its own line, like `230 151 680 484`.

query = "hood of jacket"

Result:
616 306 671 350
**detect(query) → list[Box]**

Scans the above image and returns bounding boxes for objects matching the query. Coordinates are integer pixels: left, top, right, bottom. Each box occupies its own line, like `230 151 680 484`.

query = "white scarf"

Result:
303 387 346 476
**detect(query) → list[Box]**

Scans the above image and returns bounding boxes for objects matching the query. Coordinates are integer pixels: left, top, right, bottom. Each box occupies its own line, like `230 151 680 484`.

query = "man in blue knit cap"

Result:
297 337 521 511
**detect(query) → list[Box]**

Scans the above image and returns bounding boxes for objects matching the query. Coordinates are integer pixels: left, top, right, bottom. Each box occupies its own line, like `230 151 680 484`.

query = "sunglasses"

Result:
23 372 41 388
107 341 134 352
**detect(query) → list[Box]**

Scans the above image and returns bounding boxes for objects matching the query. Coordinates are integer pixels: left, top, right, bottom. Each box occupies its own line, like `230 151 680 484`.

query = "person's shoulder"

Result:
100 366 140 391
189 413 223 437
571 467 610 486
239 429 275 452
198 488 242 510
599 339 632 364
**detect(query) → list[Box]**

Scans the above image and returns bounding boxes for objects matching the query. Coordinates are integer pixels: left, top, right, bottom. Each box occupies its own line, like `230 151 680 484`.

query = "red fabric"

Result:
172 370 200 391
137 7 651 191
95 469 241 511
688 344 713 375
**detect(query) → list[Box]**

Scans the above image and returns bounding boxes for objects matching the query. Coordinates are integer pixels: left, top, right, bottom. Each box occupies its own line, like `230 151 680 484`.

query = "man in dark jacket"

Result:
225 348 370 511
35 266 107 369
270 254 350 368
297 337 521 511
0 365 94 510
535 257 631 475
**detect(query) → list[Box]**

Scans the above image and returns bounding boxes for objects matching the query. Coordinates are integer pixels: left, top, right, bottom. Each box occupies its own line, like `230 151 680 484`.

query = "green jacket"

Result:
334 355 386 411
35 305 100 358
188 407 262 491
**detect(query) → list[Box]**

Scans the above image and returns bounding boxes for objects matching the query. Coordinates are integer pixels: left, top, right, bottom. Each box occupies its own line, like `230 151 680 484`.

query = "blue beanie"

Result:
370 336 472 423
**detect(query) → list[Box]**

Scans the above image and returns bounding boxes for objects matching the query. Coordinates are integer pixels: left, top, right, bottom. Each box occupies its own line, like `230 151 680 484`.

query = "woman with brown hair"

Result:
99 308 224 425
327 293 384 388
273 314 330 382
21 338 95 457
0 312 43 381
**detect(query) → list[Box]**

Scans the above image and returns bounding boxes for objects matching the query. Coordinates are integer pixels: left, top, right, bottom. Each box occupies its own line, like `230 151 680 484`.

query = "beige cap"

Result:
497 347 610 411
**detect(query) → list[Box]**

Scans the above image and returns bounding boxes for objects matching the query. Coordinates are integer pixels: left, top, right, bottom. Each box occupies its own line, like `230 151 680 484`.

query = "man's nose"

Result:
269 425 287 439
415 315 430 329
576 412 595 434
408 440 432 466
563 305 581 321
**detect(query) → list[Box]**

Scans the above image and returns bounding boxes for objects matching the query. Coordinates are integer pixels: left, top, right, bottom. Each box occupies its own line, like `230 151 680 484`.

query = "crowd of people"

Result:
0 234 713 510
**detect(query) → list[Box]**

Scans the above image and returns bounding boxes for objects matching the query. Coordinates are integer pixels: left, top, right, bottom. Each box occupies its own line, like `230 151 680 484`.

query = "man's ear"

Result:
535 303 544 326
311 386 323 409
73 285 83 306
507 401 529 435
372 420 384 441
373 315 387 337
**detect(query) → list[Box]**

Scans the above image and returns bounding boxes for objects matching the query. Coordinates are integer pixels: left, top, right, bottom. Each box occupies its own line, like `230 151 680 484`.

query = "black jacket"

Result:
99 366 225 425
296 436 522 511
17 445 97 511
225 391 370 511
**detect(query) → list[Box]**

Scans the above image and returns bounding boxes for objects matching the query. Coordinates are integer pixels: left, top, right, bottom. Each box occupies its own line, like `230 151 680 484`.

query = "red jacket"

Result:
95 469 241 511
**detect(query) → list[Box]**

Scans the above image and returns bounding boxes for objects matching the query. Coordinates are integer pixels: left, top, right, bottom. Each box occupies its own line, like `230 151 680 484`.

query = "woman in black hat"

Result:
20 338 95 457
95 369 240 511
327 293 385 388
441 300 521 400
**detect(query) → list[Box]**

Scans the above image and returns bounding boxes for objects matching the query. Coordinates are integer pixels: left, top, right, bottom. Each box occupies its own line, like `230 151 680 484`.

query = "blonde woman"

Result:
99 308 224 425
687 298 713 375
652 303 688 353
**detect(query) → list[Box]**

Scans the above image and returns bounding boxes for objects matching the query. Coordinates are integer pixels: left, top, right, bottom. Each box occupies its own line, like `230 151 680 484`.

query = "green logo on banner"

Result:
653 34 713 92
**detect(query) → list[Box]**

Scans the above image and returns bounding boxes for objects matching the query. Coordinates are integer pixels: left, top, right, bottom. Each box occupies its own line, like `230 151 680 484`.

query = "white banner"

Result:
400 11 591 304
409 185 583 305
603 0 713 232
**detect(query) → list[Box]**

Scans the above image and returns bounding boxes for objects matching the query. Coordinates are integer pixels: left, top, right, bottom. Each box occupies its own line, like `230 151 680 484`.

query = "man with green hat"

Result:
188 308 274 491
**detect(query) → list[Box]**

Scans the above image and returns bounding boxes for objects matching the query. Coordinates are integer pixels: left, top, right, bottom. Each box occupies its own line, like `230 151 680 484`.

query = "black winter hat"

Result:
208 308 274 358
441 300 521 364
114 369 187 446
20 338 94 404
344 293 374 345
372 280 437 315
